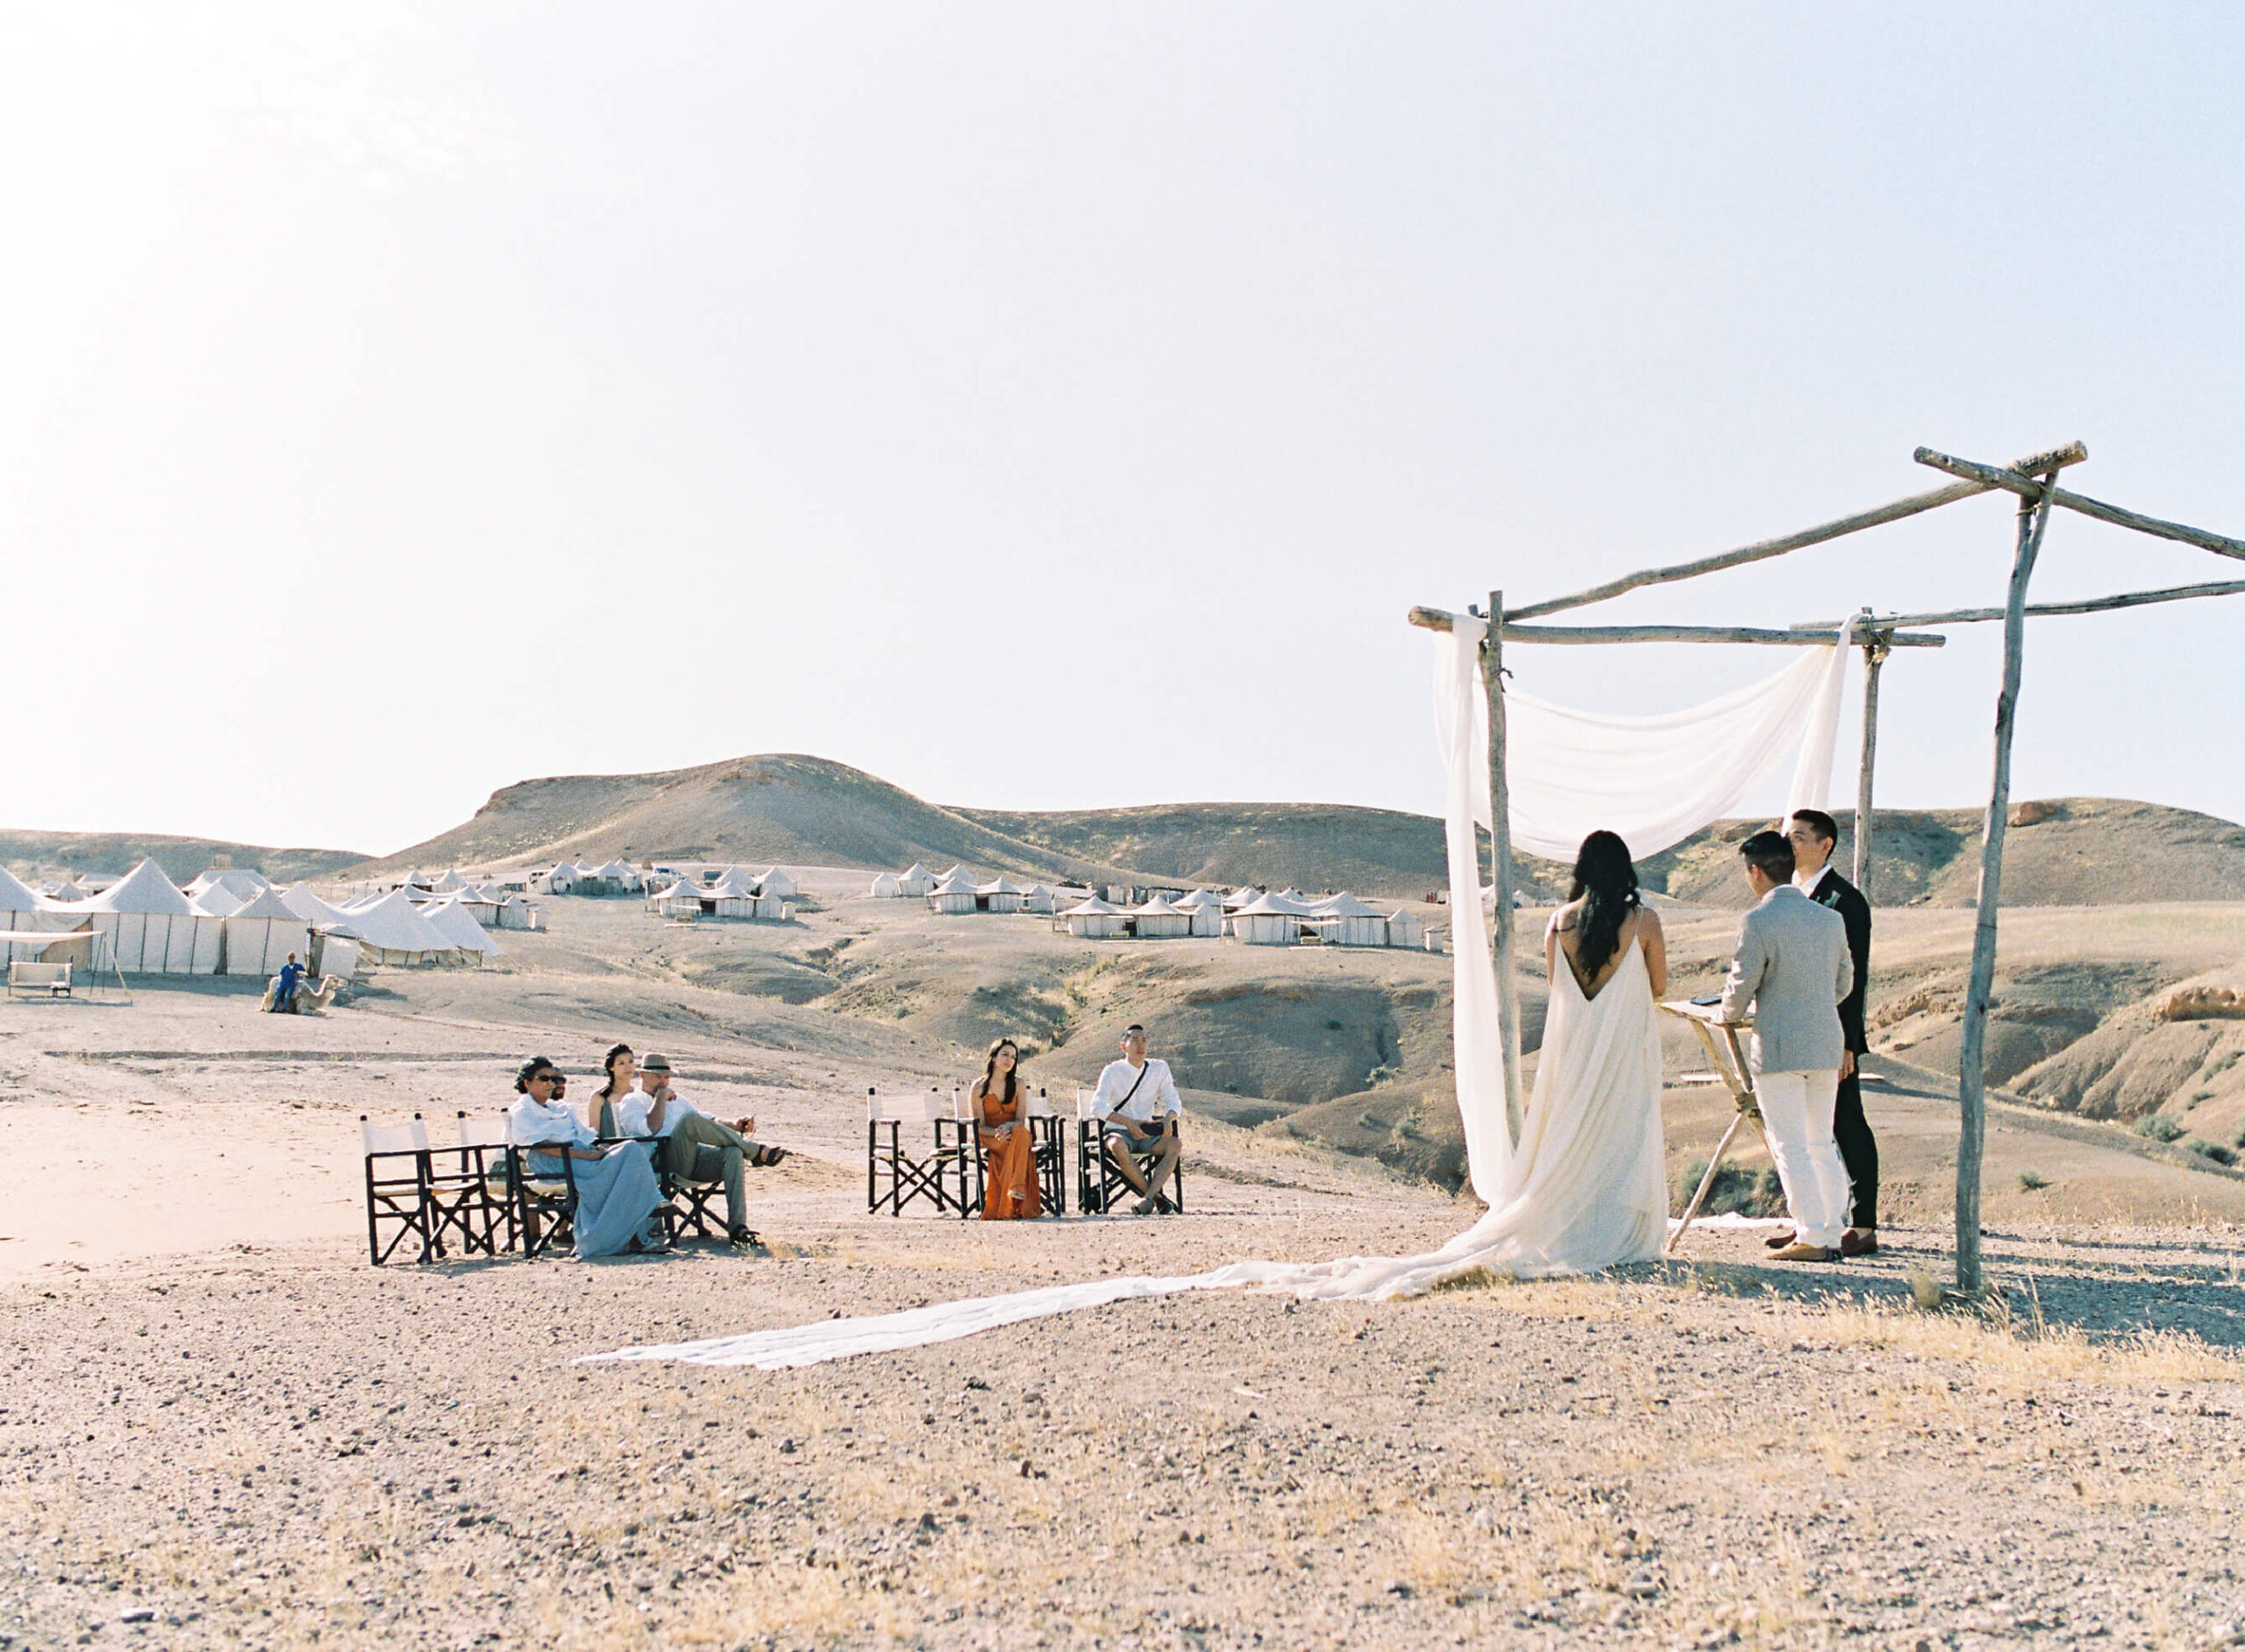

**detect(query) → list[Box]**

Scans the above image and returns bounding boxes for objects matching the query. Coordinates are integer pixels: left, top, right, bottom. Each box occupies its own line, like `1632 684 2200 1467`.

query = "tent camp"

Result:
928 872 978 915
50 859 219 973
705 871 763 918
338 889 465 965
422 894 502 958
1130 894 1191 938
1173 889 1226 937
756 866 798 901
869 871 902 898
1312 892 1389 948
975 877 1025 914
1229 892 1308 947
222 887 311 978
898 863 936 897
1062 895 1124 939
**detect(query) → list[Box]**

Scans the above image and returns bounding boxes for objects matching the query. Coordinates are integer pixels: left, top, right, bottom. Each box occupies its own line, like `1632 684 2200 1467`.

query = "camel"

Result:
260 973 346 1015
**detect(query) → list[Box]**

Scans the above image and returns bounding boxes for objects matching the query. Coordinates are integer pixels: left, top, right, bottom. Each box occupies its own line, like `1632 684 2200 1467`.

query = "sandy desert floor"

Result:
4 895 2244 1650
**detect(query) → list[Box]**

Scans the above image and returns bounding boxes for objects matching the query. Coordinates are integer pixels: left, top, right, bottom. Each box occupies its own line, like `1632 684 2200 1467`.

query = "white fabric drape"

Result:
1480 630 1851 863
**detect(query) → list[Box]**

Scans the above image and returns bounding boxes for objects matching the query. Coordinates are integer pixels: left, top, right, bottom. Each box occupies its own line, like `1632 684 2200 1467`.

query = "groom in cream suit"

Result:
1720 830 1855 1263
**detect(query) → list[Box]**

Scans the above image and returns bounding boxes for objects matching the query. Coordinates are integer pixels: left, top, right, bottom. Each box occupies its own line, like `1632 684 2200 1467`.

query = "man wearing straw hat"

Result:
614 1053 786 1246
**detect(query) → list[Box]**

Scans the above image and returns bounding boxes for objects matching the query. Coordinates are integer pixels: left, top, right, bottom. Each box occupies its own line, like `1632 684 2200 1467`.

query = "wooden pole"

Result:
1954 470 2058 1295
1408 608 1944 647
1796 576 2245 632
1853 624 1890 891
1483 591 1525 1147
1915 447 2245 565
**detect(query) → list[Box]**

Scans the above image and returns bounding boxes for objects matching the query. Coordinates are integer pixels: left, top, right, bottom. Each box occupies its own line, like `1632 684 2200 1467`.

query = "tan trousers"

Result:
661 1113 752 1232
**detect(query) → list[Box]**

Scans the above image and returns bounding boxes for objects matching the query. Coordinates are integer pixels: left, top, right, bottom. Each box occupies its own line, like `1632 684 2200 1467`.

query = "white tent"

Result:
431 869 470 893
497 894 539 929
591 859 641 892
869 870 903 898
898 863 936 897
222 887 312 978
940 865 973 886
1229 892 1304 947
281 885 359 928
1312 892 1389 947
928 872 978 915
190 884 246 918
1386 908 1429 950
339 888 464 965
1062 895 1124 939
422 894 502 958
49 858 218 974
1223 886 1263 910
451 887 506 928
1173 889 1226 937
654 879 707 918
186 866 270 902
1017 882 1058 915
0 865 59 963
756 866 798 901
1131 894 1191 939
975 876 1024 915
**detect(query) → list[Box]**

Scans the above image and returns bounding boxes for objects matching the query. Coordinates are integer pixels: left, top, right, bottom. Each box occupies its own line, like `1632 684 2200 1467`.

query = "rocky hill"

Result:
0 831 364 888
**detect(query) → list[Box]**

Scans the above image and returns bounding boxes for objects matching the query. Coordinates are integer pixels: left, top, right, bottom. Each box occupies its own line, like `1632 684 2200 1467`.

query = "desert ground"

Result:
4 883 2244 1650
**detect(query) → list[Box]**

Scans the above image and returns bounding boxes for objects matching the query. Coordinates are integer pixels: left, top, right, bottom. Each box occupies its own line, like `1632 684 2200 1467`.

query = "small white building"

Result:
1386 908 1428 950
928 872 979 915
1063 895 1124 939
1229 891 1305 947
898 863 936 897
869 871 903 898
1130 894 1192 939
975 876 1025 914
1313 892 1389 948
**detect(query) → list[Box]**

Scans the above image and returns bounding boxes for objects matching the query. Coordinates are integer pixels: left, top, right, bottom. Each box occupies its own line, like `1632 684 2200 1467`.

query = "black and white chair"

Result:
360 1114 434 1265
1073 1088 1185 1215
866 1086 972 1216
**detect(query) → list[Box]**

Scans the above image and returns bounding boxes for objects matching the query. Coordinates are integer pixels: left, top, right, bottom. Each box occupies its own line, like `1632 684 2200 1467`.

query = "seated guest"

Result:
972 1038 1042 1221
613 1050 780 1248
1092 1023 1183 1215
506 1056 669 1258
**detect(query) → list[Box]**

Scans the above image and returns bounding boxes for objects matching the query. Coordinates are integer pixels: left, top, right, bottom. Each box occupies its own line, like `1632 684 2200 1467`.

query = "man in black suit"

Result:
1773 808 1877 1256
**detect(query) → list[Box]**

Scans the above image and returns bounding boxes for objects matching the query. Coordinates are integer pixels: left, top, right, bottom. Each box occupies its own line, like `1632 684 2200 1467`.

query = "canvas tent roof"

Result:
281 886 363 929
1133 894 1184 915
422 894 502 955
343 889 456 954
931 872 977 894
431 870 469 892
1172 888 1221 910
659 879 701 900
706 872 759 897
1063 896 1119 916
230 887 302 922
592 860 635 880
0 865 42 910
191 886 246 917
976 877 1024 896
1313 893 1383 918
76 859 194 916
1233 892 1313 918
1226 886 1262 907
902 863 932 880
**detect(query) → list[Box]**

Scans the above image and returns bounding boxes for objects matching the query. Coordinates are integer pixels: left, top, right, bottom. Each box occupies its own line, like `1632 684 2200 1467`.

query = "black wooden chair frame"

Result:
1076 1119 1185 1215
362 1134 433 1266
866 1115 970 1217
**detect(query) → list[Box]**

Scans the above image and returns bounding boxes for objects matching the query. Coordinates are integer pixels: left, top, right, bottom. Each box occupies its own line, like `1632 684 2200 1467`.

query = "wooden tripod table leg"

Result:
1666 1015 1767 1257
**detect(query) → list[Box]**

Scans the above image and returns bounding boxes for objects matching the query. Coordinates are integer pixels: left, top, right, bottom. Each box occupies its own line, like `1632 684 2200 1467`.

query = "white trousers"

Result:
1756 1069 1847 1249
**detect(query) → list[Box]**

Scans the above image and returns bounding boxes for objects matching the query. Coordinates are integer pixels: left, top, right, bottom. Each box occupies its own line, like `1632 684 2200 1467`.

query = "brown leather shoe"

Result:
1771 1243 1835 1262
1763 1228 1796 1250
1839 1229 1878 1257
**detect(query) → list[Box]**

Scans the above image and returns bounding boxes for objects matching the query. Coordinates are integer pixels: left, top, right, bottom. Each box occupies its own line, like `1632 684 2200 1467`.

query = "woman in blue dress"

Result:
506 1056 669 1258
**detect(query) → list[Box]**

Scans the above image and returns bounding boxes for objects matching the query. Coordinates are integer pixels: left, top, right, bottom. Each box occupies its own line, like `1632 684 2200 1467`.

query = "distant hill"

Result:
348 750 2245 908
0 831 365 888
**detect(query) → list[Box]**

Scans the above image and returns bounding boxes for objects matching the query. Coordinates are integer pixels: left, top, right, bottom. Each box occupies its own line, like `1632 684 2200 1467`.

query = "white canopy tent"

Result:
898 863 936 897
422 894 502 958
1062 895 1123 939
756 866 798 900
190 884 246 919
338 888 466 965
47 858 218 974
1311 892 1388 947
186 867 270 902
1229 892 1304 947
928 872 977 915
1130 894 1191 938
222 887 312 978
975 876 1025 914
0 866 57 963
1016 882 1058 915
869 871 902 898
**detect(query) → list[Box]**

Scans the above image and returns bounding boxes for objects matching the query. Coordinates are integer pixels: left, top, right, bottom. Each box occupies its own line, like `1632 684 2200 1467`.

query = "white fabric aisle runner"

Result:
586 623 1844 1373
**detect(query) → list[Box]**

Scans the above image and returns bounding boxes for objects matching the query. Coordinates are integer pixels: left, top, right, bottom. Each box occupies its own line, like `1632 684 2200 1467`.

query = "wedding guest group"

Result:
504 1056 669 1258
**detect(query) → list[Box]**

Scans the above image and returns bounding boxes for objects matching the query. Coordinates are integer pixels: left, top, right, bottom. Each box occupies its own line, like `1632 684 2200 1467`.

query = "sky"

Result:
4 4 2241 856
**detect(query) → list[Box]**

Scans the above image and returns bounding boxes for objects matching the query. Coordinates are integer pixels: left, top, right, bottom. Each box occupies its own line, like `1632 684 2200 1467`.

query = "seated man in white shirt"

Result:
611 1053 784 1246
1090 1024 1183 1215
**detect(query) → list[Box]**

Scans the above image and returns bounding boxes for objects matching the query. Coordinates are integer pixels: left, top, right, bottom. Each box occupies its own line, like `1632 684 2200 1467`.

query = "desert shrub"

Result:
2189 1090 2214 1106
2017 1169 2051 1191
2188 1140 2238 1167
2210 1049 2241 1076
1365 1064 1400 1086
1393 1114 1424 1141
1355 1110 1379 1131
1678 1160 1786 1217
2134 1114 2187 1143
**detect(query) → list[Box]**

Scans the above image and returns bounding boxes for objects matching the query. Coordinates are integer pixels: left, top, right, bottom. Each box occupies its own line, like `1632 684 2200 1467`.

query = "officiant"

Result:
1786 809 1878 1257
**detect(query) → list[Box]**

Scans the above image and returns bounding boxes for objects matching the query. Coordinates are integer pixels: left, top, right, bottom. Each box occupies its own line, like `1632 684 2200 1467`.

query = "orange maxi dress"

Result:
976 1084 1042 1220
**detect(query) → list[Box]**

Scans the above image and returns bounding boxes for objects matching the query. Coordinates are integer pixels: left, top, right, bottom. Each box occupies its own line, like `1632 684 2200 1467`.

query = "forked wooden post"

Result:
1953 471 2059 1294
1483 591 1525 1144
1853 622 1891 890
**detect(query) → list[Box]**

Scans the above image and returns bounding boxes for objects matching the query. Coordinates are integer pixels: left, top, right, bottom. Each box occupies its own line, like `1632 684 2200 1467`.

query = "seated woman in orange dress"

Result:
973 1038 1043 1221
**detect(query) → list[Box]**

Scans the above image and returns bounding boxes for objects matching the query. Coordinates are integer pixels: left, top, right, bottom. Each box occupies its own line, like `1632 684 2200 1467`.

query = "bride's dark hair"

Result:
1568 830 1642 979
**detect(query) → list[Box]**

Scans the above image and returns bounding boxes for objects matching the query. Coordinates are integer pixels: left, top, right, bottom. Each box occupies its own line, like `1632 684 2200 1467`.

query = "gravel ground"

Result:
5 1193 2243 1652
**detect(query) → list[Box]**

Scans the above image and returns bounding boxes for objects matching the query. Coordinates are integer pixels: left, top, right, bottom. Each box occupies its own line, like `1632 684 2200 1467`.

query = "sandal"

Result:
752 1145 789 1167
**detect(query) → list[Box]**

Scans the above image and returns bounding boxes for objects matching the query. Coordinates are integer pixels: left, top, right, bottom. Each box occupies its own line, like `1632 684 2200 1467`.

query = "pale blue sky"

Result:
4 4 2241 854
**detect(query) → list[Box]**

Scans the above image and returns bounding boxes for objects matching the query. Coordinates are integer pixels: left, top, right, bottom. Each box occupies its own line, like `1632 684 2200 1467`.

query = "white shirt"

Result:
1093 1057 1181 1123
507 1093 592 1149
1796 862 1833 899
612 1083 704 1139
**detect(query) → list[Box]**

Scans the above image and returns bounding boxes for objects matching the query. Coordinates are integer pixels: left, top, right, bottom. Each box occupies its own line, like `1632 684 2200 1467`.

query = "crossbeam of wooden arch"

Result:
1410 438 2245 1294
